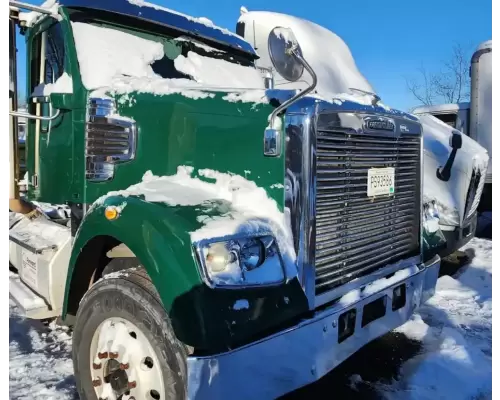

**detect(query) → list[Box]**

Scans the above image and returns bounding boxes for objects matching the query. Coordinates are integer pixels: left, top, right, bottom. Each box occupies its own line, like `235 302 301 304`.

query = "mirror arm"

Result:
9 109 61 121
268 50 318 129
436 148 458 182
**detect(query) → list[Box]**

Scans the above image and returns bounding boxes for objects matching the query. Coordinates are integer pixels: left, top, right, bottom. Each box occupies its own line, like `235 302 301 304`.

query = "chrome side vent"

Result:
85 98 136 181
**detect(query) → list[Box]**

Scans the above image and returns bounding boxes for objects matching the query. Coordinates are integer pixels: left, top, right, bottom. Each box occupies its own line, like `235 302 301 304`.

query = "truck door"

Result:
26 20 75 204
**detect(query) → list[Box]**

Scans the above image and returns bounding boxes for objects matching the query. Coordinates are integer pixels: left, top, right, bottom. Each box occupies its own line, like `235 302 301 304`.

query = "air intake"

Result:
85 98 136 181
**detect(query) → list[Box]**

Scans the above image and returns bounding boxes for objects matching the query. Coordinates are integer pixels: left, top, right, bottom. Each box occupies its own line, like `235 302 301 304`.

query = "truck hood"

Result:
418 113 489 227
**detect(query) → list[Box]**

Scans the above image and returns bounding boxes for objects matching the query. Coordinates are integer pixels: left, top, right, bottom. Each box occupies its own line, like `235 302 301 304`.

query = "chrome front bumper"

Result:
187 255 440 400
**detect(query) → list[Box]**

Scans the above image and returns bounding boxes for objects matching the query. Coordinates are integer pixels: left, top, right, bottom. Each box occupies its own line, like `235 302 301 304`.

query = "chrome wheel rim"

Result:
89 317 165 400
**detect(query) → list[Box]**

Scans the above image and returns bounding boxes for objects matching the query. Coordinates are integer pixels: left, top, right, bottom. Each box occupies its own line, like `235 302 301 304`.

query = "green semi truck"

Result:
9 1 441 399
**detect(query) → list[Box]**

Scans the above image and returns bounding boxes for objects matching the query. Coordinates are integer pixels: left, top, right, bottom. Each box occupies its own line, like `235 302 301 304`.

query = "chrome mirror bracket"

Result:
263 30 318 157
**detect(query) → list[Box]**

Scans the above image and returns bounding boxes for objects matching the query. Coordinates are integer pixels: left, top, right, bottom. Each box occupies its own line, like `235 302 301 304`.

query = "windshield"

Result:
69 15 265 93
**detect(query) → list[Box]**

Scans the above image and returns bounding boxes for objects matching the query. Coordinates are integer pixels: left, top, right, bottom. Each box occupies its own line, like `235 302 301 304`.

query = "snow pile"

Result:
71 22 265 100
338 265 418 307
9 299 75 399
32 72 73 96
71 22 164 90
238 11 376 104
92 166 295 265
374 238 492 400
174 52 264 89
18 0 59 27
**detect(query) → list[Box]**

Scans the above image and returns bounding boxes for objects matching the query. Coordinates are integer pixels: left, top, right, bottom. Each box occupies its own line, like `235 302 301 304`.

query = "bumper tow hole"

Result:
392 284 406 311
337 309 356 343
361 296 387 327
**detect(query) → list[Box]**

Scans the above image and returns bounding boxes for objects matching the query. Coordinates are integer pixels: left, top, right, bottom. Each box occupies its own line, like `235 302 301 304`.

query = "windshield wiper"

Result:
348 87 381 106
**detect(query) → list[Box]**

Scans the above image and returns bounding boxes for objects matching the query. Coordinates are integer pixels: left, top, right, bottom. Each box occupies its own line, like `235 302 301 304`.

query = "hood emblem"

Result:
364 116 395 132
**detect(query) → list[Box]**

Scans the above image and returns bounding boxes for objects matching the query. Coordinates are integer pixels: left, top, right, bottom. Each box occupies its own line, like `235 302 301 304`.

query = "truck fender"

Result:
62 195 203 321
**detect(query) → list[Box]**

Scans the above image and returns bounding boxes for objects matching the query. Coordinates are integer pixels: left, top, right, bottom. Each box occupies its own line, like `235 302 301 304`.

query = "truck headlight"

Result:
434 201 460 226
197 236 285 286
423 201 440 234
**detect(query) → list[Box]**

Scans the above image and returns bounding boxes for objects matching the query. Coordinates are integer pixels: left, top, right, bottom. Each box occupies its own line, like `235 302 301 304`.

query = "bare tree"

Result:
407 43 471 106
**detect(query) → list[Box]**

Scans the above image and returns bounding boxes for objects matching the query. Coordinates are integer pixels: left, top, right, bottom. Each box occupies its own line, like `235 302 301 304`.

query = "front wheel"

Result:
72 269 187 400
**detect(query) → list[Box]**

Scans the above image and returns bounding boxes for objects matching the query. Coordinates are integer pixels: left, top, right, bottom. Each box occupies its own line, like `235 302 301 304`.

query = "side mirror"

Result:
268 27 304 82
263 27 318 157
449 132 462 150
50 93 73 110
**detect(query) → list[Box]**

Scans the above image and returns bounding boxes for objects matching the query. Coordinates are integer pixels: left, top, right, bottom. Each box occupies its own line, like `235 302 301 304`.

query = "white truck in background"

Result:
236 9 489 258
413 40 492 212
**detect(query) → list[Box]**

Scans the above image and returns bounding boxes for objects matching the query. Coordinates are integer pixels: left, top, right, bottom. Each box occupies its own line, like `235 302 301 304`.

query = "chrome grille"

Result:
315 130 421 294
85 98 136 181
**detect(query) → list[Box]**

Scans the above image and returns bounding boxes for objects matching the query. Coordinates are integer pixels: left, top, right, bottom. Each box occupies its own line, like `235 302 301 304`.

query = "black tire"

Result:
73 268 187 400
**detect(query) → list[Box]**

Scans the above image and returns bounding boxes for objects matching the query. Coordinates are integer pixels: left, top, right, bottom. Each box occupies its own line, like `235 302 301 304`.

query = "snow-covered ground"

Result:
9 238 492 399
372 237 492 400
9 299 75 399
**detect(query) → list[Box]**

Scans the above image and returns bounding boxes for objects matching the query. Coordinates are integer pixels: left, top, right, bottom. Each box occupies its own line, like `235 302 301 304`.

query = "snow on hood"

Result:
92 166 296 274
418 113 489 226
71 22 265 100
419 114 489 171
174 51 264 89
238 11 377 105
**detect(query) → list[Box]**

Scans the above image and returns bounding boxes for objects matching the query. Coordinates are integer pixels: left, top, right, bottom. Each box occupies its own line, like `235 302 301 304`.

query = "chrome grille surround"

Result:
281 94 423 309
85 97 137 181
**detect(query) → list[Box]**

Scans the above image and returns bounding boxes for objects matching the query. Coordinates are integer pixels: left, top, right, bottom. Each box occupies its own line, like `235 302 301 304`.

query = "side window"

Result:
44 23 66 85
433 113 458 128
29 23 66 95
29 23 66 132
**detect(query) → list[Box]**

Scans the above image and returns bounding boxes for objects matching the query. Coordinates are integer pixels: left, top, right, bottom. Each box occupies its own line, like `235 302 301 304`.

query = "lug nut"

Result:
109 352 119 359
128 381 137 389
119 363 129 370
92 378 102 387
93 363 102 370
98 352 108 359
